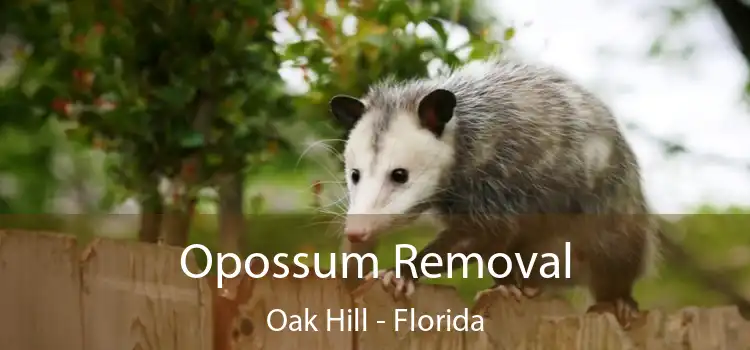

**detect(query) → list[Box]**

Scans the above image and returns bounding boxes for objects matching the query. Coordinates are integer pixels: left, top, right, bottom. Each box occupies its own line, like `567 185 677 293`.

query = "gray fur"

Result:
362 58 649 217
337 57 750 327
343 57 662 326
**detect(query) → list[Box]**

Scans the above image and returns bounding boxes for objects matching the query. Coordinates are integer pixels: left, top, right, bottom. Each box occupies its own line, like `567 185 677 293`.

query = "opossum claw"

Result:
378 269 416 300
474 284 534 304
586 298 641 330
522 286 542 298
405 280 416 297
381 269 395 286
363 269 390 282
501 285 522 301
393 276 416 299
471 284 522 316
473 288 495 303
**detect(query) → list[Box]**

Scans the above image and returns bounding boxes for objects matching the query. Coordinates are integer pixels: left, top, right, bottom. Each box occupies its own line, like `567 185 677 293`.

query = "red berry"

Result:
245 18 258 28
72 69 95 88
51 98 69 114
320 18 335 35
183 162 197 177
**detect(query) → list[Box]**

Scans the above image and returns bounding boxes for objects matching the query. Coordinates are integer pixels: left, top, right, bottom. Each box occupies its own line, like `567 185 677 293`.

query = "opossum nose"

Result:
345 231 369 243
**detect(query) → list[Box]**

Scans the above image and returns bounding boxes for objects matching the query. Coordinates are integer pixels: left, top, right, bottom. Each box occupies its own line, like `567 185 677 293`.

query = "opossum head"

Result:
329 89 457 243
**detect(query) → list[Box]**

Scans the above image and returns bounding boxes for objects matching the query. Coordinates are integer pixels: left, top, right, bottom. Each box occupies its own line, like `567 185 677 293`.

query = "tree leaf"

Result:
152 85 196 108
426 17 449 45
503 27 515 41
180 132 204 148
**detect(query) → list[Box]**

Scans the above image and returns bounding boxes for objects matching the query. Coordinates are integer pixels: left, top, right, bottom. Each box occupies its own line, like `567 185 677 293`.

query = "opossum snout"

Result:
344 214 391 242
344 230 370 243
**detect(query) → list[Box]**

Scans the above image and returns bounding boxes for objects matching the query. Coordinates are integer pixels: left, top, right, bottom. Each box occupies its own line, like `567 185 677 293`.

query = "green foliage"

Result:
2 0 294 209
278 0 502 156
0 121 59 213
1 0 503 216
636 207 750 311
3 0 747 312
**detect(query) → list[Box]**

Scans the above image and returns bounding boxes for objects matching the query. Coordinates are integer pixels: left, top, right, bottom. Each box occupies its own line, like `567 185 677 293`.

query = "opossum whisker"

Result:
302 180 346 197
306 213 346 238
288 180 342 204
295 138 346 170
299 219 345 239
316 201 346 217
319 169 347 194
314 194 348 216
307 180 346 187
315 139 347 161
313 193 347 210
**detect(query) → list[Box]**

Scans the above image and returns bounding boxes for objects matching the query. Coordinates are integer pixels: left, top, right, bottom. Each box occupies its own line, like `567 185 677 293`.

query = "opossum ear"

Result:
417 89 456 137
329 95 365 130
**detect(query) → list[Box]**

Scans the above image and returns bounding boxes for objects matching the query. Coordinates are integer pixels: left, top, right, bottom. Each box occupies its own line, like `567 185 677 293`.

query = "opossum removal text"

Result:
180 242 572 288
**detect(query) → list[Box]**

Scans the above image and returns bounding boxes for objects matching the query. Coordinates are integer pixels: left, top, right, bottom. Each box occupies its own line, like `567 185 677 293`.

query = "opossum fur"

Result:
330 57 663 325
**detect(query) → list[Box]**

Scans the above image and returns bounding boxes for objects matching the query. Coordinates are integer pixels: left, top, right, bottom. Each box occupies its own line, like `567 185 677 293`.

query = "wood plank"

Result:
352 280 488 350
473 292 576 349
221 265 354 350
520 314 634 350
79 238 212 350
3 229 749 350
0 230 83 350
672 306 750 350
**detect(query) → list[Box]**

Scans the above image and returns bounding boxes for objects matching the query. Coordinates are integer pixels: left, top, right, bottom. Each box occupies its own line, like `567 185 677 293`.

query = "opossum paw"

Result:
474 284 538 304
470 283 538 316
366 269 416 300
521 286 542 299
586 298 641 330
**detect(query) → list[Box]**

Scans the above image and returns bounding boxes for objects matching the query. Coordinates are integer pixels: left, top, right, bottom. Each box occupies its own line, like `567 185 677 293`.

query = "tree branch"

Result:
162 94 217 246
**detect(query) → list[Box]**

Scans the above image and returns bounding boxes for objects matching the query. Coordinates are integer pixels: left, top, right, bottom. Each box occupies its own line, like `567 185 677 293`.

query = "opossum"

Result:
328 57 750 329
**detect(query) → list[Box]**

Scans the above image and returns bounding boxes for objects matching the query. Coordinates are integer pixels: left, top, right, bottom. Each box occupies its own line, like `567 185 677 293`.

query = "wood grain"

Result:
214 265 353 350
79 238 212 350
352 280 477 350
3 230 750 350
473 291 577 349
0 230 83 350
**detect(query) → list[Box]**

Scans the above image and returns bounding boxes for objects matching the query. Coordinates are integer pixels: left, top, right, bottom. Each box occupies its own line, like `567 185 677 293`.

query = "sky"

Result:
272 0 750 215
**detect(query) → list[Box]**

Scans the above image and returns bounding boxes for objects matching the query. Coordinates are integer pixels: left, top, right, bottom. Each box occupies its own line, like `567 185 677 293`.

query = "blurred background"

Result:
0 0 748 311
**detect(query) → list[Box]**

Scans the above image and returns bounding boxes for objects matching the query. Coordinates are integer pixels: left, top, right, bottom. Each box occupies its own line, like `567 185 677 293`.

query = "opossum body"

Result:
329 57 661 328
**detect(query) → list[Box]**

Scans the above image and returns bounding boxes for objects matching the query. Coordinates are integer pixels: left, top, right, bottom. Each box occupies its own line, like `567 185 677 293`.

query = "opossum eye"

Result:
350 169 361 184
390 168 409 184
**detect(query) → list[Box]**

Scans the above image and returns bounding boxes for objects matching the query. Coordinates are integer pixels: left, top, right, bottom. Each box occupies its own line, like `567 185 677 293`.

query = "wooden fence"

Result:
1 230 749 350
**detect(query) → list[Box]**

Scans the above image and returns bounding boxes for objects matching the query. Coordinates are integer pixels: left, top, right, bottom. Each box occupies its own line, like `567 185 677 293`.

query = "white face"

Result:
342 110 455 243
